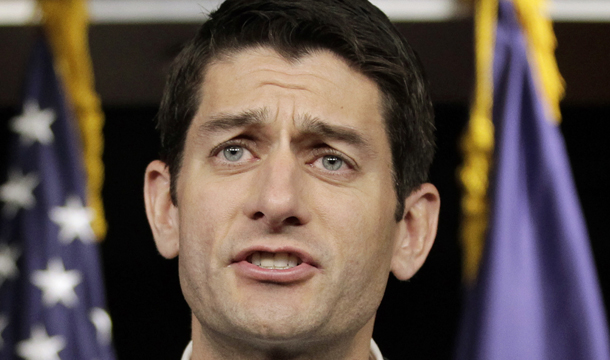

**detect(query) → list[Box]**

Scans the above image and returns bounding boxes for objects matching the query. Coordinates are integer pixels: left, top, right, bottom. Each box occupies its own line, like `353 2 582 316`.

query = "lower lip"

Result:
232 260 317 283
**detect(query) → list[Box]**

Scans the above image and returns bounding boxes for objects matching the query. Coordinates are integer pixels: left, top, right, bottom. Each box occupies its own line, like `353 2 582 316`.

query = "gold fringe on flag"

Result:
513 0 565 123
37 0 107 239
459 0 497 284
459 0 564 284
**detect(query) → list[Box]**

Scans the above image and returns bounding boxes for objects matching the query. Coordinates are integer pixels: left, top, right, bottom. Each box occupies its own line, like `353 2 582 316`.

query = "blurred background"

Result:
0 1 609 359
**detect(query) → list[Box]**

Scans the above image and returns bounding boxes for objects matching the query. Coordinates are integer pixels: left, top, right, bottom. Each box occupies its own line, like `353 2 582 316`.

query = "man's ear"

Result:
144 160 180 259
391 183 440 280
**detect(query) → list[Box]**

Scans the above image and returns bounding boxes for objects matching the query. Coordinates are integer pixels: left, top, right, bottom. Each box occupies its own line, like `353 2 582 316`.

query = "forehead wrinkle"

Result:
259 81 309 91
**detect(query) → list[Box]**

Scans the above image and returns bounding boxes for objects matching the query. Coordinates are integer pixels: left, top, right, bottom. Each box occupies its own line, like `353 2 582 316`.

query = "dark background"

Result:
1 20 609 359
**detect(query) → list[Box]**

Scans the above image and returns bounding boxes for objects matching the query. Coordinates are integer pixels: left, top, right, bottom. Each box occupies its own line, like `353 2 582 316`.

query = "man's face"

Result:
168 47 404 345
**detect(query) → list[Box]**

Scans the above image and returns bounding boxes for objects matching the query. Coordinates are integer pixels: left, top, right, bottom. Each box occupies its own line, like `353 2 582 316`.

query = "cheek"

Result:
315 181 397 270
179 168 248 227
177 174 249 271
177 181 244 309
318 195 396 323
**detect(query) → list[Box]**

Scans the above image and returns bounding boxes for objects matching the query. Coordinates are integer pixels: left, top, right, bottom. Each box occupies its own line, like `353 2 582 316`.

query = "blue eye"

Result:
322 155 343 171
223 146 244 161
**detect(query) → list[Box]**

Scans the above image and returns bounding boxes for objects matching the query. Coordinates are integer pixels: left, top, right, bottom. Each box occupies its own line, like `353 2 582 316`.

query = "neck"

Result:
189 314 376 360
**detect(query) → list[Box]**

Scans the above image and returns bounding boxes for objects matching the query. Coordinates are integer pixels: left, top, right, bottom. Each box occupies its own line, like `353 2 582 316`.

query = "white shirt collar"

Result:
180 341 192 360
181 339 384 360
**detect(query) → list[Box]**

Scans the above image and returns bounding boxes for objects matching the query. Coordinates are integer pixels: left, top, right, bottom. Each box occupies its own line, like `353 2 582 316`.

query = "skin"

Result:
145 47 440 360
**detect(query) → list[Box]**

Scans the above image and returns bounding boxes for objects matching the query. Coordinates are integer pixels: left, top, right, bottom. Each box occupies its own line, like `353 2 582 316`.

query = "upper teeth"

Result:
249 252 301 269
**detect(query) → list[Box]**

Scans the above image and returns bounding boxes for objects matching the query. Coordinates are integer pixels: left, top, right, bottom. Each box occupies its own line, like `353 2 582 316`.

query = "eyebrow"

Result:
197 109 373 153
298 114 370 149
197 108 268 134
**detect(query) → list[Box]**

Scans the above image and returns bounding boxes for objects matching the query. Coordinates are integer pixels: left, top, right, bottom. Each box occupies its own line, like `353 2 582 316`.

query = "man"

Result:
144 0 440 359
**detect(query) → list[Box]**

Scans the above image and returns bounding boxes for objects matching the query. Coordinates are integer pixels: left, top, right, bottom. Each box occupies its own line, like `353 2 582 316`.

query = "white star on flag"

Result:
89 307 113 346
16 325 65 360
0 314 8 349
10 101 56 146
0 169 39 218
32 258 82 308
49 195 95 244
0 243 21 287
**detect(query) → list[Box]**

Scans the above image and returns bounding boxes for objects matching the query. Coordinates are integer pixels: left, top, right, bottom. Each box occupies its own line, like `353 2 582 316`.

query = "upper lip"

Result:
233 245 318 268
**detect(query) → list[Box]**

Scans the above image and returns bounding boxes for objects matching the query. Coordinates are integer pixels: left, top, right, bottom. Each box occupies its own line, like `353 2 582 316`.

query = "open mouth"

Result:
246 251 303 270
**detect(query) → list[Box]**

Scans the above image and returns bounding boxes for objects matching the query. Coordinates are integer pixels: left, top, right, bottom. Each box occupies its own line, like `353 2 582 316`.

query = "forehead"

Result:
194 47 387 137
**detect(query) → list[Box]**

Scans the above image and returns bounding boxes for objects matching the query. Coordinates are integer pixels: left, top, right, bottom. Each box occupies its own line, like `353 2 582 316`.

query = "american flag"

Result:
0 37 116 360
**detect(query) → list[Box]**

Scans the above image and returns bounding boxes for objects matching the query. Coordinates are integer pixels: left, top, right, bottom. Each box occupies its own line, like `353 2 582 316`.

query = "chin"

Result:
210 305 333 348
243 310 323 340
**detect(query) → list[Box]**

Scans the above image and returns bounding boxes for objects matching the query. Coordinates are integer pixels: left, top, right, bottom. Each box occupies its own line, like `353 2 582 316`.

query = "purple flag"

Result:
455 2 610 359
0 38 116 360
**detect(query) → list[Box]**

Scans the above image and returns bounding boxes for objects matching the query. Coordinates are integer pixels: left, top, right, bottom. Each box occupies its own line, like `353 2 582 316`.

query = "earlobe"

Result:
391 183 440 281
144 160 180 259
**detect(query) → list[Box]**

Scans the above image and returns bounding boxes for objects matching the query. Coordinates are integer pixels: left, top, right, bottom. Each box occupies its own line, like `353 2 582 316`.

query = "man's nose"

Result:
243 148 311 231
